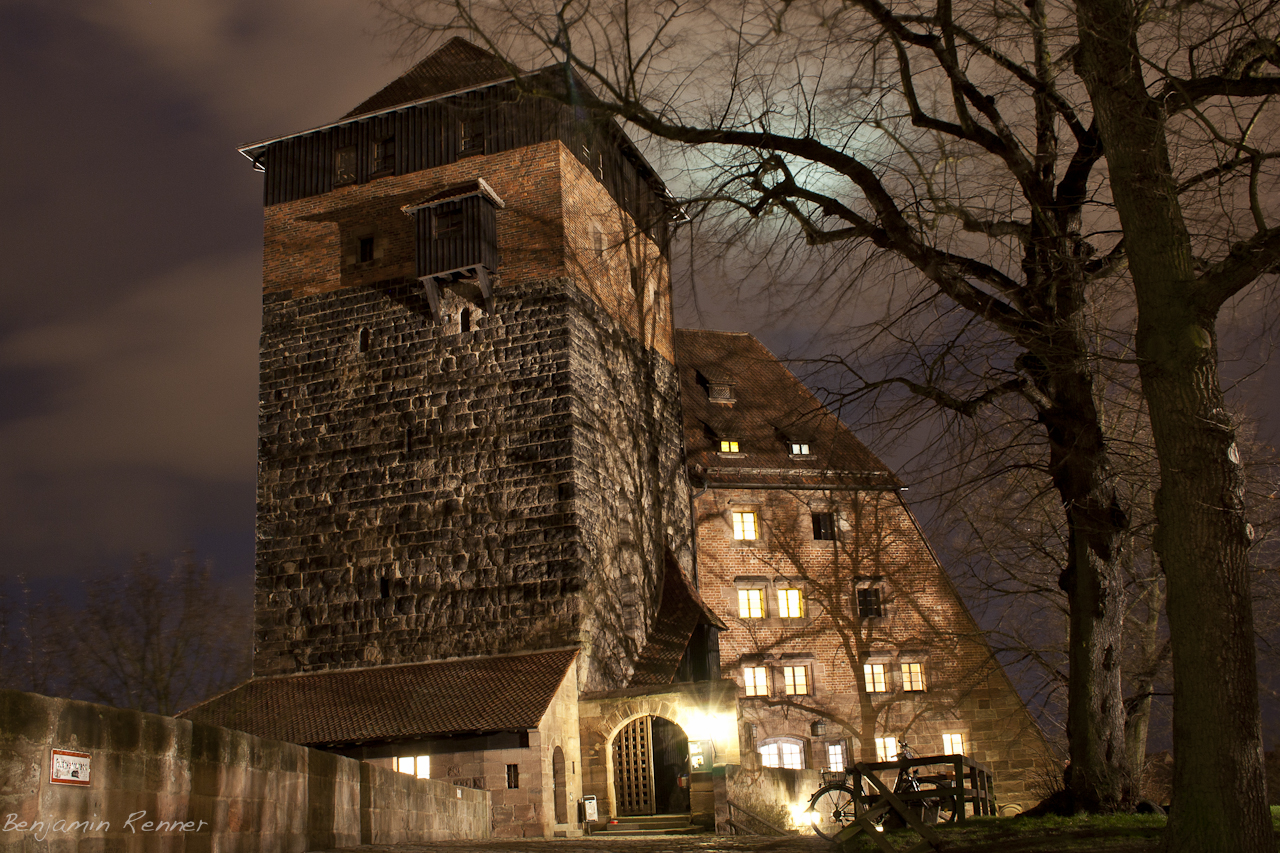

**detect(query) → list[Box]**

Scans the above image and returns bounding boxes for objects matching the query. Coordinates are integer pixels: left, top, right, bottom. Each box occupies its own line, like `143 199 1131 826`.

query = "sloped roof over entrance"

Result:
344 37 517 118
629 553 726 688
180 648 577 747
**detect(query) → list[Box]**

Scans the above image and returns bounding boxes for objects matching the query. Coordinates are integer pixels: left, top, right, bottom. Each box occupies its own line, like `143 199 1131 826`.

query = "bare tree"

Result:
381 0 1278 839
1 554 250 716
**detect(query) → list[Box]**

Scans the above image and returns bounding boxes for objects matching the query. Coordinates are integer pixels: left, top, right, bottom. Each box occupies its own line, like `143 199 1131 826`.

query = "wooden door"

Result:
613 716 655 816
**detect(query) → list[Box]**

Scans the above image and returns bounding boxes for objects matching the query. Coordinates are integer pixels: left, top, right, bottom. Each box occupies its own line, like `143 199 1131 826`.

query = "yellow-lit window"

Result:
395 755 430 778
732 511 758 540
876 737 898 763
720 440 740 453
738 588 765 619
863 663 888 693
777 588 804 618
902 662 925 692
743 665 769 696
784 665 809 695
827 742 846 772
943 733 964 755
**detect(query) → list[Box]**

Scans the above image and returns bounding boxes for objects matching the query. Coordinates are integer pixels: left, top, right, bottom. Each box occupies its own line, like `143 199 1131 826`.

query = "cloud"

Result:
0 251 260 570
65 0 411 137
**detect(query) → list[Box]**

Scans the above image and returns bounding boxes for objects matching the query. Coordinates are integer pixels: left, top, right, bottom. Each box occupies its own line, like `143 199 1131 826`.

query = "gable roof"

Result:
675 329 901 490
344 38 516 119
179 648 577 747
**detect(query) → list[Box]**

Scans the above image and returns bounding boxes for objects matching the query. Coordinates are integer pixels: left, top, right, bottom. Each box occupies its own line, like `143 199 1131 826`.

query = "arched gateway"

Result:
612 715 691 816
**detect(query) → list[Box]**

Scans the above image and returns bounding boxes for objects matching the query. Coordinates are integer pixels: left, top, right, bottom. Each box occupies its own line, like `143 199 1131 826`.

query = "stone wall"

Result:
0 690 489 852
716 764 822 835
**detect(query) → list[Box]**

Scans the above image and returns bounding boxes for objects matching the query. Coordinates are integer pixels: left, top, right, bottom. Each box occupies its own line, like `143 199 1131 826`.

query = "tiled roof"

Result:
630 553 727 687
179 648 577 747
674 329 901 490
344 38 516 119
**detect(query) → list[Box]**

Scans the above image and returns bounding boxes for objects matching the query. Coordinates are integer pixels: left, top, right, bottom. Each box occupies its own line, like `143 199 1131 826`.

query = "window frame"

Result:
776 587 805 619
863 662 889 693
760 737 806 770
875 736 898 763
812 512 836 541
334 145 358 186
783 664 809 695
742 665 769 696
856 586 884 619
942 733 965 756
901 661 926 692
719 439 741 453
731 510 759 541
738 587 767 619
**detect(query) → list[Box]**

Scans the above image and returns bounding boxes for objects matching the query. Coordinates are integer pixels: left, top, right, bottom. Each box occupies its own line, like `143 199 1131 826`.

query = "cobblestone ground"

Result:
309 834 833 853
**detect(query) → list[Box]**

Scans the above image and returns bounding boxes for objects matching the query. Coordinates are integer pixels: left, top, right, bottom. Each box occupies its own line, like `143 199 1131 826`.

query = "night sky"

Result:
1 0 1275 671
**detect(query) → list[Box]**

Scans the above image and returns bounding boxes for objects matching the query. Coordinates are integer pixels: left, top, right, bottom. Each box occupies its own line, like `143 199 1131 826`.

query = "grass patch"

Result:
839 812 1167 853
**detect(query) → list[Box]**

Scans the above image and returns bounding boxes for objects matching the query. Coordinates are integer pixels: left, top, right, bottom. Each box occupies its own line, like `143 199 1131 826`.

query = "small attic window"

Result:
789 442 810 456
373 135 396 174
460 117 485 156
719 440 741 453
334 146 358 186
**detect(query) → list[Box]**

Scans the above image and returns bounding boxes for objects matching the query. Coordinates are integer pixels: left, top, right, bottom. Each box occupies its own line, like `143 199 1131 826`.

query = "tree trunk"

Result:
1075 0 1270 848
1037 358 1133 811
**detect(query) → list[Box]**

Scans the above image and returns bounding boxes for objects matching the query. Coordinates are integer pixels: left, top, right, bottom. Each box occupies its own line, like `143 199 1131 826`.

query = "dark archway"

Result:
553 746 568 824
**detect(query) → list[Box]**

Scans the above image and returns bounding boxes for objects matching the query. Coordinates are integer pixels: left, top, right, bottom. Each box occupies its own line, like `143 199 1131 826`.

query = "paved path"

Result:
309 834 832 853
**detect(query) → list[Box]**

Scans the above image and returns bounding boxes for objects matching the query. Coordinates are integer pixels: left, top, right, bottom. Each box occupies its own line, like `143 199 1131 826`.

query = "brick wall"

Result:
694 487 1054 812
0 690 488 852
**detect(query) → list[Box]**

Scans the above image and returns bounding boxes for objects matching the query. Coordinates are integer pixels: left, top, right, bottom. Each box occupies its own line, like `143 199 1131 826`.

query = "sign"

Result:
50 749 91 786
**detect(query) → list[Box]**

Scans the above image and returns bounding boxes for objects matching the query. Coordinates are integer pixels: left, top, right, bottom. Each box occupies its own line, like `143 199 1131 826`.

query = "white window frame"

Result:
732 510 759 541
760 738 805 770
827 742 846 773
943 733 965 755
738 587 766 619
902 662 925 692
783 665 809 695
875 737 898 763
395 755 430 779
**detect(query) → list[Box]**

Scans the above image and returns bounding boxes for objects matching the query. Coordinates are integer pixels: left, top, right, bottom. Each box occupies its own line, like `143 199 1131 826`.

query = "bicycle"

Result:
806 740 958 840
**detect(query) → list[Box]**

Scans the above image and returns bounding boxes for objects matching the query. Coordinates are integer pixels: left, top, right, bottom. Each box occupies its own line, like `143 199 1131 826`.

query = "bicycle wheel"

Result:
807 783 862 841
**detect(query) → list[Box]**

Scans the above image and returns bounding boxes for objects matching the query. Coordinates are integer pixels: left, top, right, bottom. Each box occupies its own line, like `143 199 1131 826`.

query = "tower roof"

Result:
344 37 516 119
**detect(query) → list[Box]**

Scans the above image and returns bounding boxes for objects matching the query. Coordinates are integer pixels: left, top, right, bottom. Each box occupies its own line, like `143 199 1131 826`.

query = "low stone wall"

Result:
0 690 489 852
715 763 821 835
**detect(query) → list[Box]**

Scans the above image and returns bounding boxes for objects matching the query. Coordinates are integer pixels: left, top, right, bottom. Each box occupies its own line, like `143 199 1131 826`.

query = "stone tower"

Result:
244 39 691 692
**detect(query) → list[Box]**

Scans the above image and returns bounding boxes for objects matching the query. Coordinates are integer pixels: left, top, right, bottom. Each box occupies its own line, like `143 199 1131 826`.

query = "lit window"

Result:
789 442 810 455
395 755 430 779
902 662 925 692
777 588 804 618
732 511 758 540
812 512 836 541
719 439 740 453
784 665 809 695
738 588 765 619
760 740 804 770
857 587 883 618
743 666 769 696
943 733 964 755
827 742 846 772
863 663 888 693
875 737 898 763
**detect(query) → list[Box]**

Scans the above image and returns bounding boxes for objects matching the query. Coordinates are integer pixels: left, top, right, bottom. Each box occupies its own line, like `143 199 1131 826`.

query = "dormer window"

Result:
405 178 505 324
708 380 736 405
719 440 740 453
789 442 810 455
373 135 396 174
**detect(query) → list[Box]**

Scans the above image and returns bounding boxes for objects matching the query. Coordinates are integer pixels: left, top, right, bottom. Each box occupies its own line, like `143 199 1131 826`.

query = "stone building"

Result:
183 38 1052 837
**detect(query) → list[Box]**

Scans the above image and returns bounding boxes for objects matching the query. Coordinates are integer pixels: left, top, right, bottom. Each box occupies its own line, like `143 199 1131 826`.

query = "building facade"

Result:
183 38 1052 838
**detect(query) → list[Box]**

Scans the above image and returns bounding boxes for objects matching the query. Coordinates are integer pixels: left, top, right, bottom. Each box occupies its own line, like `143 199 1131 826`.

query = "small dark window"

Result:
373 135 395 173
460 117 485 156
857 587 883 619
358 328 371 353
434 203 463 239
380 578 391 598
506 764 519 789
812 513 836 540
460 308 471 333
404 424 414 454
334 146 358 185
358 236 375 264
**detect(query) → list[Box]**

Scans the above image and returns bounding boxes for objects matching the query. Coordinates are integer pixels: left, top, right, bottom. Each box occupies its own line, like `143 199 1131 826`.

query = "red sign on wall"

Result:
50 749 91 786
